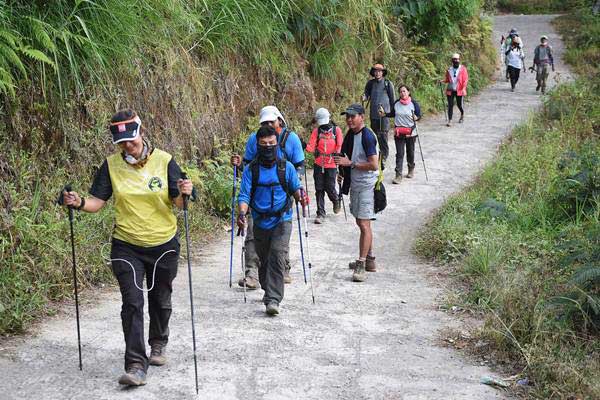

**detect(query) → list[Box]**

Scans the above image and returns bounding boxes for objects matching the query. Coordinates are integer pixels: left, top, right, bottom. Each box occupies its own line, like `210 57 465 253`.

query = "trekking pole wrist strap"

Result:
75 197 86 211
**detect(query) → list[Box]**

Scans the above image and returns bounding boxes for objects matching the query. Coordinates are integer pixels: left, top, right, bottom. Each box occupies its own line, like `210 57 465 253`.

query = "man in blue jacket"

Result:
231 106 305 289
237 125 308 315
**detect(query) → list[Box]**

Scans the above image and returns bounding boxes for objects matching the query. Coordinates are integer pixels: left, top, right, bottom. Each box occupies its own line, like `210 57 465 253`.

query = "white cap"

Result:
452 53 460 60
259 105 286 126
314 107 330 126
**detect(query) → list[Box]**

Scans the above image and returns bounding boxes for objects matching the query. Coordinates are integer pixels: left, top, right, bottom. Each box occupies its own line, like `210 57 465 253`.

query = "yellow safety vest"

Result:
107 149 177 247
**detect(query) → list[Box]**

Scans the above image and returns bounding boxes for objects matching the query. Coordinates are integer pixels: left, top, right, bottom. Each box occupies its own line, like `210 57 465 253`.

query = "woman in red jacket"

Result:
306 107 343 224
441 53 469 127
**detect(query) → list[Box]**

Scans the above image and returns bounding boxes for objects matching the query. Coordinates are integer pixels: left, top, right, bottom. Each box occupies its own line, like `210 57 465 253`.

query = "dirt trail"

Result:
0 15 571 400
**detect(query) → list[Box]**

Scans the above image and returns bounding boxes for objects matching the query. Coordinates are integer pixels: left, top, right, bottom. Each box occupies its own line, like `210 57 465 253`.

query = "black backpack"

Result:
249 158 293 219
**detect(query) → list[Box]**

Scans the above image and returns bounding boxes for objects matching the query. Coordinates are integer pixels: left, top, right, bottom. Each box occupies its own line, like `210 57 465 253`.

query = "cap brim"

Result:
112 131 138 144
341 111 359 116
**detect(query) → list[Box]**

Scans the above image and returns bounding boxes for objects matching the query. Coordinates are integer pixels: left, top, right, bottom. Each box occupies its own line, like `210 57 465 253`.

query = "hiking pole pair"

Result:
412 112 429 181
229 166 238 288
295 190 315 304
180 172 200 395
57 185 83 371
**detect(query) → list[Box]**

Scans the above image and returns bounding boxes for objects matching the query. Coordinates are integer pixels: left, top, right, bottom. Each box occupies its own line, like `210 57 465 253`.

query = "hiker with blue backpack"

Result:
231 106 305 288
237 125 308 315
305 107 343 224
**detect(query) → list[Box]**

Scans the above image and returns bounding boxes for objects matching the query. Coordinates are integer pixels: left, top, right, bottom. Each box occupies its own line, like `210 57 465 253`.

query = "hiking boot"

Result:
284 269 292 284
349 256 376 271
333 200 341 214
314 215 324 224
446 121 452 127
238 276 259 290
392 173 402 184
118 364 146 386
352 260 367 282
149 342 166 366
459 115 464 123
406 168 415 179
265 301 280 316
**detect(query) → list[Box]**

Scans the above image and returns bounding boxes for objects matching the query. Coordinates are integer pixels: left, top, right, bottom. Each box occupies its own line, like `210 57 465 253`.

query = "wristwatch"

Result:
350 161 356 169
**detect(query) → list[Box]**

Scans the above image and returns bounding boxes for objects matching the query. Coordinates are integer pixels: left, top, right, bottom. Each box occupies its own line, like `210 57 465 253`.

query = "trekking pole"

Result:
295 200 308 284
299 189 316 304
336 166 347 222
412 112 429 182
228 166 237 288
439 82 449 123
180 173 200 395
57 185 83 371
303 171 311 218
238 222 247 303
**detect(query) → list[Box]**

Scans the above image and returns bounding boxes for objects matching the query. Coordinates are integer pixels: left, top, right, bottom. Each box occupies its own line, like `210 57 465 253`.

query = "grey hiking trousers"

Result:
254 220 292 304
243 214 291 279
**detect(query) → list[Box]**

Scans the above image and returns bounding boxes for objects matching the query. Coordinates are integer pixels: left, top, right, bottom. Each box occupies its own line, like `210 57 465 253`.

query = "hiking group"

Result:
501 28 555 93
58 39 556 388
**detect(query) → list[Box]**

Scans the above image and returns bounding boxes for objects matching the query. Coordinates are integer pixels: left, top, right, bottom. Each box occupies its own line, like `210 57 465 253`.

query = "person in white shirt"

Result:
505 36 525 92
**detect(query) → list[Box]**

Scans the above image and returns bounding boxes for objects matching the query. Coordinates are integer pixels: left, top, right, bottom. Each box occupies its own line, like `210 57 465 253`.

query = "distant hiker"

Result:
379 85 422 184
505 36 525 92
237 125 308 315
501 28 523 81
305 107 343 223
531 35 554 94
231 106 305 288
334 104 379 282
61 109 194 386
363 63 395 165
440 53 468 127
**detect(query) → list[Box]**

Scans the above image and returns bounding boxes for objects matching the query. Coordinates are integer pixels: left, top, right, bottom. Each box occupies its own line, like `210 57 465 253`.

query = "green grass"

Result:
495 0 591 13
415 8 600 399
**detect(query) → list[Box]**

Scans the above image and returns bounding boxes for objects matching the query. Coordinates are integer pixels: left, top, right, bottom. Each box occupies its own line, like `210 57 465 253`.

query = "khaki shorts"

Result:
350 187 376 220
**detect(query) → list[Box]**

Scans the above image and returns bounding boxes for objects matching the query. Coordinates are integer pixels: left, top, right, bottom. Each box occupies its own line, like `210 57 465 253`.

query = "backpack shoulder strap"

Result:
279 129 290 151
276 159 290 196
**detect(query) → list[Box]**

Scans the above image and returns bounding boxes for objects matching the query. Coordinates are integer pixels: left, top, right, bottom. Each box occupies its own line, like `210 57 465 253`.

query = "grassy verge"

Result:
415 8 599 399
494 0 590 13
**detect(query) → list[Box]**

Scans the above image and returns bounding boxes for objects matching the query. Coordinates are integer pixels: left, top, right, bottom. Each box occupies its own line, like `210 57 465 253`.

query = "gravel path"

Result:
0 14 571 400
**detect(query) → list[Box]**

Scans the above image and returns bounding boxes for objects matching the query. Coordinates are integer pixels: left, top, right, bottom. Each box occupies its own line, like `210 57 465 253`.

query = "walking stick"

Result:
180 173 200 395
303 171 311 218
336 166 347 222
412 112 429 181
57 185 83 371
238 223 247 303
439 82 449 124
295 201 308 284
299 189 316 304
229 167 237 287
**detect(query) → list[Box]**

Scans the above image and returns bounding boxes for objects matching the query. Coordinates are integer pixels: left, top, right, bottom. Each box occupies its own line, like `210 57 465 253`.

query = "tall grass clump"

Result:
416 7 600 399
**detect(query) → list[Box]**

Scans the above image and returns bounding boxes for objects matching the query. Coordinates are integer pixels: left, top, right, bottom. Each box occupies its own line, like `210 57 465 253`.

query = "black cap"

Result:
341 103 365 116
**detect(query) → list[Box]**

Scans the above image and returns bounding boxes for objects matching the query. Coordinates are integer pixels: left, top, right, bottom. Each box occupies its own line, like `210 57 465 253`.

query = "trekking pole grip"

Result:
181 172 189 211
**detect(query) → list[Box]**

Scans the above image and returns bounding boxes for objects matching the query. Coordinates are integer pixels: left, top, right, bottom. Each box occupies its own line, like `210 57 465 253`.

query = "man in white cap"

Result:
231 105 305 288
440 53 469 127
305 107 343 223
531 35 554 94
363 63 395 165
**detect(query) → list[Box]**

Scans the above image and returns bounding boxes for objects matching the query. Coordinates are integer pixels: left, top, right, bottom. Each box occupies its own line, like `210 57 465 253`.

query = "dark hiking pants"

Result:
394 135 416 174
110 236 180 372
254 220 292 305
313 167 338 217
536 64 550 91
447 91 464 121
244 215 291 279
508 65 521 89
370 118 390 163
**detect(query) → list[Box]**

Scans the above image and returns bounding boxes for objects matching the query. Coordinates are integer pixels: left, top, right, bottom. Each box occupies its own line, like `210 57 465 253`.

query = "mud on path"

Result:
0 15 571 400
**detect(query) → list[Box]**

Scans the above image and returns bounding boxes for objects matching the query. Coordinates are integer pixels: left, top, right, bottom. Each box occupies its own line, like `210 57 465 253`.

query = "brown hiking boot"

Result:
333 200 341 214
349 256 375 271
238 276 259 290
392 173 402 184
352 260 367 282
284 269 292 284
406 168 415 179
149 342 166 366
118 363 146 386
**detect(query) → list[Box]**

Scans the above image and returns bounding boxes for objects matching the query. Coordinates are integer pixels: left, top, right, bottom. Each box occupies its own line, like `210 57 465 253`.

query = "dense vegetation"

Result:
416 6 599 399
494 0 589 13
0 1 495 335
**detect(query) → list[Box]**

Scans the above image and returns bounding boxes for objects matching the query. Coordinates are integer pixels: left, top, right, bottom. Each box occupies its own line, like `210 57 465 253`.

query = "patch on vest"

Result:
148 177 163 192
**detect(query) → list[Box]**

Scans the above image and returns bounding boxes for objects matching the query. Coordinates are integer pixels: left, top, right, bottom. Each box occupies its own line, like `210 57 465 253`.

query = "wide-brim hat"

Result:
109 116 142 144
259 105 286 126
369 63 387 77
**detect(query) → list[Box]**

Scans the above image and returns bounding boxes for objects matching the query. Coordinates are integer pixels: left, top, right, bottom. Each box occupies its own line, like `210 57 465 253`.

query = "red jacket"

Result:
444 65 469 96
306 125 343 169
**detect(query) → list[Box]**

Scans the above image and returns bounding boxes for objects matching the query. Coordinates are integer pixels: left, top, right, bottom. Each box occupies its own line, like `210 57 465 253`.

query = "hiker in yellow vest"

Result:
61 109 194 387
